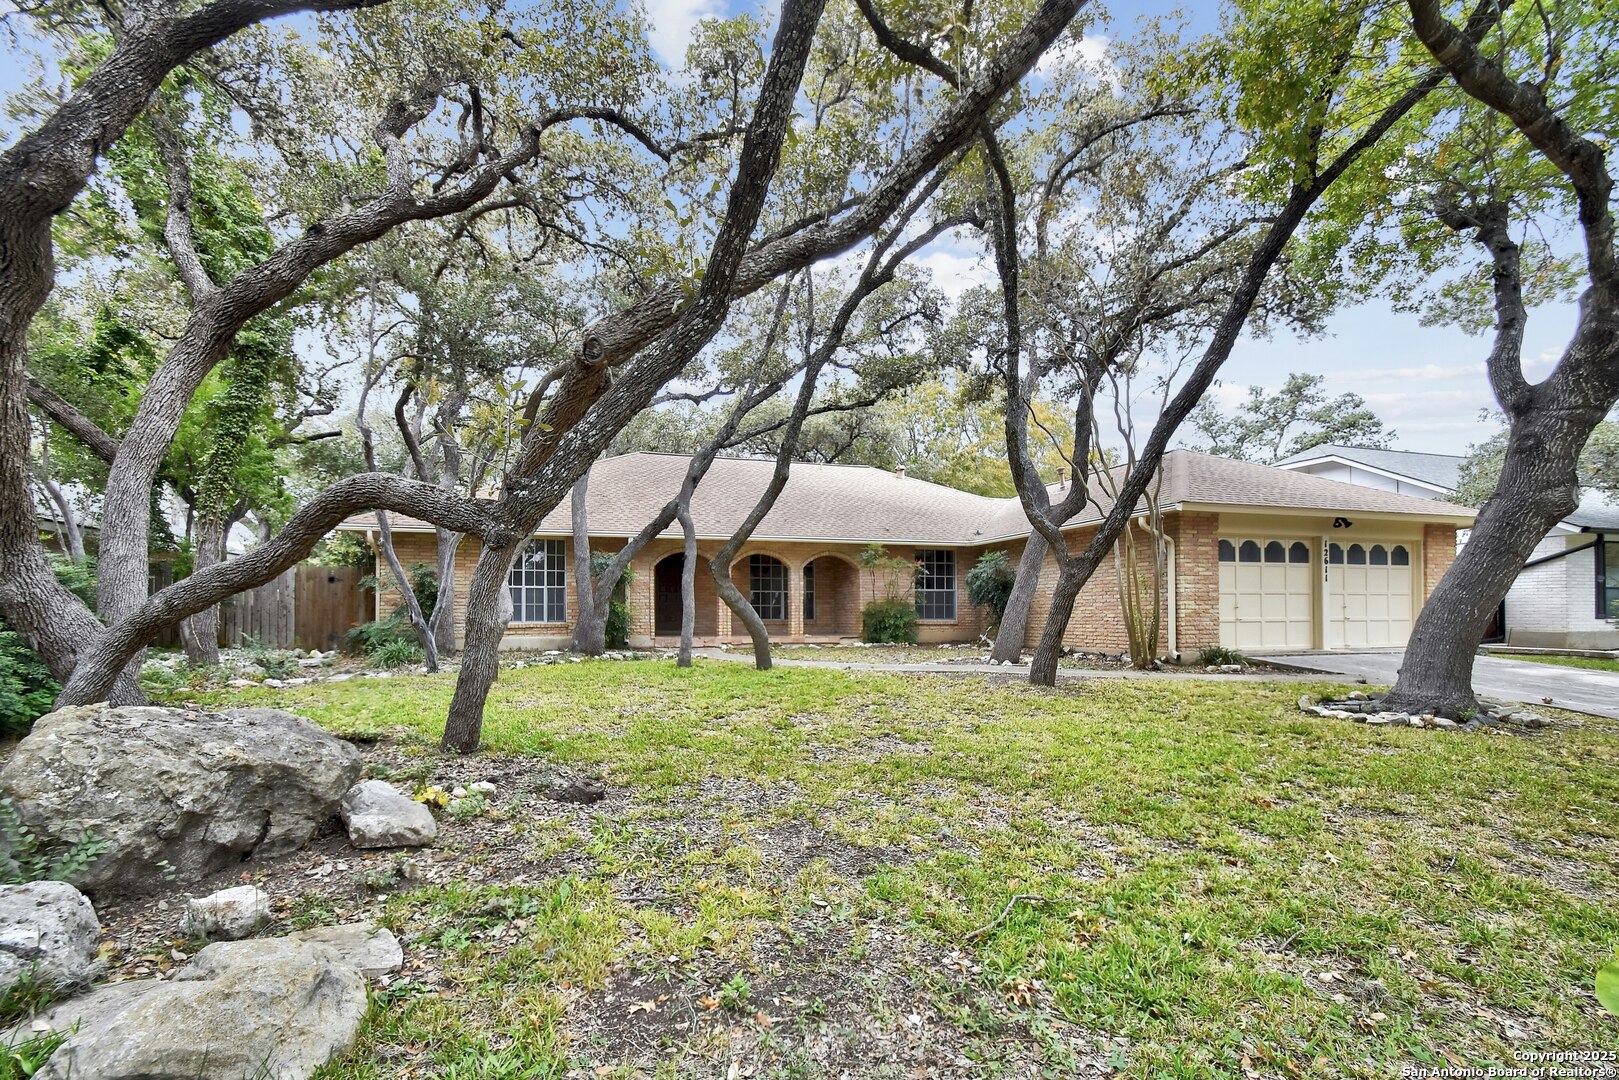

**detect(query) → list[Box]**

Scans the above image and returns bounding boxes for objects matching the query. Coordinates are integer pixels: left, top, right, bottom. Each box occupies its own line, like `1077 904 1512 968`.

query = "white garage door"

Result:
1327 542 1414 648
1218 538 1314 650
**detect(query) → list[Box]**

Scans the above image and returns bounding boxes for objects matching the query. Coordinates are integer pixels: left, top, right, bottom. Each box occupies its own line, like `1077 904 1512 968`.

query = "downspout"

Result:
1165 534 1179 664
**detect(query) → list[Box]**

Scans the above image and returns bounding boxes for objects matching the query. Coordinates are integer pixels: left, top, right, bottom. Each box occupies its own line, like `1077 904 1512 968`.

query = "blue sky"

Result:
1 0 1576 457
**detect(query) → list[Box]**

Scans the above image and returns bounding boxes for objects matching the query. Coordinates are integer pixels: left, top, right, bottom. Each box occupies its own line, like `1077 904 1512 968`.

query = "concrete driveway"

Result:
1264 650 1619 719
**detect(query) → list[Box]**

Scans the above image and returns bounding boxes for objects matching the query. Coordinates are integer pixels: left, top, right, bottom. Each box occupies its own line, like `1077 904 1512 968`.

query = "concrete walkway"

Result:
1264 650 1619 720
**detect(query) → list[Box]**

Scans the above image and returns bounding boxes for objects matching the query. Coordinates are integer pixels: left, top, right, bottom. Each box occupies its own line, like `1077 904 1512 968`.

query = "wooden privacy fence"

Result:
213 565 369 651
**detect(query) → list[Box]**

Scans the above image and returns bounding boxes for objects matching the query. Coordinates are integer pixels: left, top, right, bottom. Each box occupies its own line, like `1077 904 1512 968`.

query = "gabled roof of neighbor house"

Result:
1568 494 1619 532
340 449 1473 546
1273 443 1467 492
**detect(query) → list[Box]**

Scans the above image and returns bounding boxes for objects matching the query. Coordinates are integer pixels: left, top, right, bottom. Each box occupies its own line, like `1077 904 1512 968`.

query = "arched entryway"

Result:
802 554 860 638
653 553 683 635
653 552 720 639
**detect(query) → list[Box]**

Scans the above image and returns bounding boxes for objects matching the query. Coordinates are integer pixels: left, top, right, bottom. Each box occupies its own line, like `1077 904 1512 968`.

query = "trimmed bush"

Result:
966 550 1017 630
862 599 919 644
606 600 631 648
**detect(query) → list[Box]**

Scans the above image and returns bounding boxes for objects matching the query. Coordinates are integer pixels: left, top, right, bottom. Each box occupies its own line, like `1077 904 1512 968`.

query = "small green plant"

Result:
0 798 107 885
448 793 490 820
966 549 1018 631
241 635 295 679
1198 645 1248 667
0 1029 66 1078
0 966 57 1029
862 598 919 645
717 973 752 1012
1597 957 1619 1017
371 638 423 669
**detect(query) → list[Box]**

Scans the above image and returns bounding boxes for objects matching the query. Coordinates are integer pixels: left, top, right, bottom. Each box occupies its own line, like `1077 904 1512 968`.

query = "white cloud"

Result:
642 0 725 69
916 248 993 302
1035 33 1117 85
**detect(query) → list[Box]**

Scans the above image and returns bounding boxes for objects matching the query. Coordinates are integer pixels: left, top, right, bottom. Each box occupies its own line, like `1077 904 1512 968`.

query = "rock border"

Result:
1298 691 1553 732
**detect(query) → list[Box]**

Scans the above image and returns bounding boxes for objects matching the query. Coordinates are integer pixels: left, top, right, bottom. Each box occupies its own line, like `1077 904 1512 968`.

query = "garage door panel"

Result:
1219 537 1313 651
1327 541 1415 649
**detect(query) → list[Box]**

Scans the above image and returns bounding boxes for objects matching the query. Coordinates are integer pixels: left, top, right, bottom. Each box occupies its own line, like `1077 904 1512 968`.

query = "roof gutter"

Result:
1520 537 1600 569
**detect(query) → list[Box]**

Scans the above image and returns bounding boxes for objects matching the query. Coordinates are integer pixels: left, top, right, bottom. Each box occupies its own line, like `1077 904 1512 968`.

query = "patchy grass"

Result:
148 660 1619 1078
1493 652 1619 673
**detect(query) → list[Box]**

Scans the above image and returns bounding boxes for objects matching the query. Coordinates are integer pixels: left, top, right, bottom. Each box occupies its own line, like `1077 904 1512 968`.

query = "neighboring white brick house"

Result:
1276 444 1619 650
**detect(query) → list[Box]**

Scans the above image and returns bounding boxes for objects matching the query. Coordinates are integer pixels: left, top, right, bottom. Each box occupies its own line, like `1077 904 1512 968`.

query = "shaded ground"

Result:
94 659 1619 1078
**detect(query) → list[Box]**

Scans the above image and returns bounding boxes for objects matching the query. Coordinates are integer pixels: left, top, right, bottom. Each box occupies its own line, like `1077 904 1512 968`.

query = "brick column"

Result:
787 559 805 639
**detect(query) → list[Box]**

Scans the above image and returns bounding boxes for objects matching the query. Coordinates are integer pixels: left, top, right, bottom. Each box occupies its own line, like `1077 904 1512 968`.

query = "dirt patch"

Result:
566 915 1111 1078
747 818 906 881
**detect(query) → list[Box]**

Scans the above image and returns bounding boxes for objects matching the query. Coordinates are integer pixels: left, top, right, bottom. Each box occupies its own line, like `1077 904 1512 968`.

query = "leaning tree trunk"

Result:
1384 416 1587 716
568 474 607 655
442 537 521 753
677 504 698 668
179 515 224 666
429 526 462 658
1028 556 1082 685
988 532 1047 662
712 565 772 670
375 511 439 672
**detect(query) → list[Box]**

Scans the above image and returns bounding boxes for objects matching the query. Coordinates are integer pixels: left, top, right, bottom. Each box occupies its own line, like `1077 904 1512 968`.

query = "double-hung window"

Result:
749 554 787 620
915 549 957 621
509 539 567 623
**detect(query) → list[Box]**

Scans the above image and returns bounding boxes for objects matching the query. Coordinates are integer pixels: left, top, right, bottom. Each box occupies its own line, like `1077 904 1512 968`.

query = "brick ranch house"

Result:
338 449 1473 657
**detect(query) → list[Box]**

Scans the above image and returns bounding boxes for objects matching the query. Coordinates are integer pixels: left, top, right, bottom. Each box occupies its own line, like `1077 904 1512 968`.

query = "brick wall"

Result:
1422 524 1457 600
1011 511 1218 657
376 532 994 647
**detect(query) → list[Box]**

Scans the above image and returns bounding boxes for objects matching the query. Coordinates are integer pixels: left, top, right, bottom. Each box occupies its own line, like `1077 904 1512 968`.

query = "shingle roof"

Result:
341 449 1472 545
1567 494 1619 531
1274 443 1466 491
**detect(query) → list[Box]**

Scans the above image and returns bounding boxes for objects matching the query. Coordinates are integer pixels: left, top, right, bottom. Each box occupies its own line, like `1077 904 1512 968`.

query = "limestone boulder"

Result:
0 704 362 898
0 881 102 994
181 885 272 941
340 780 437 848
19 936 368 1080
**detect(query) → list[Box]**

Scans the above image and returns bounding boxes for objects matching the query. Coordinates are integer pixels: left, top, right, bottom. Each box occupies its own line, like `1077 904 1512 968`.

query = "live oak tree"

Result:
3 0 1096 756
1379 0 1619 715
985 0 1505 685
1187 371 1394 464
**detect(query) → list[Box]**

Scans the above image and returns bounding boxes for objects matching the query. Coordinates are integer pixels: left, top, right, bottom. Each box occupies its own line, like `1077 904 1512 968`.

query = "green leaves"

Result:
1597 958 1619 1017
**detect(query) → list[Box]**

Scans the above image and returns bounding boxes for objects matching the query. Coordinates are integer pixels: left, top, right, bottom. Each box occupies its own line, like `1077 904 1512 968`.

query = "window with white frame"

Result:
803 562 816 622
749 554 787 620
509 539 567 623
915 549 956 620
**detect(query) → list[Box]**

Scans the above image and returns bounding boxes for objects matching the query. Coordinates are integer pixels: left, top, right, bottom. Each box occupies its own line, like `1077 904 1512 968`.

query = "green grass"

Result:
1493 652 1619 673
162 660 1619 1078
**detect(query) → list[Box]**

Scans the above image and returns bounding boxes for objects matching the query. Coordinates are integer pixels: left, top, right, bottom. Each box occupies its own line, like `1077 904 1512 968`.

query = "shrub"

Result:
965 550 1017 630
353 562 439 651
0 797 107 886
1198 645 1248 667
371 638 424 669
0 556 95 737
862 599 919 644
345 615 413 655
605 600 631 649
0 629 58 739
241 634 296 678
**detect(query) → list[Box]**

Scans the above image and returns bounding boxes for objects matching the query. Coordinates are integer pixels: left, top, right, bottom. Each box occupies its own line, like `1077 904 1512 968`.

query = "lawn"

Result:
139 660 1618 1078
1493 652 1619 673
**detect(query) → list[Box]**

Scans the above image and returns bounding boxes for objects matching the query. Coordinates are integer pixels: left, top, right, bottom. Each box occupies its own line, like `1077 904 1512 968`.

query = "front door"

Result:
654 555 682 635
